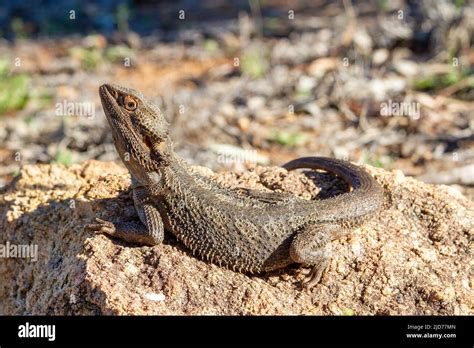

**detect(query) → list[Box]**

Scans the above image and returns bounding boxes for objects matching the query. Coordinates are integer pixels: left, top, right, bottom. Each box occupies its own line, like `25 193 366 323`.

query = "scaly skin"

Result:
87 84 384 287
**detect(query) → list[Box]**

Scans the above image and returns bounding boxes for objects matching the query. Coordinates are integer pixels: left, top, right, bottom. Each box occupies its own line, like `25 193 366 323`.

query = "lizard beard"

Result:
115 123 169 172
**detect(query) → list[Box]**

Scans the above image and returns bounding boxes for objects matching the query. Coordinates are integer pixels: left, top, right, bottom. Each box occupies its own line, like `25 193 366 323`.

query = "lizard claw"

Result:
301 259 330 289
86 218 116 236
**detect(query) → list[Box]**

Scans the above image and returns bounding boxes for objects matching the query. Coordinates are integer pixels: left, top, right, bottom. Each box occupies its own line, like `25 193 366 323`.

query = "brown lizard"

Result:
87 84 384 287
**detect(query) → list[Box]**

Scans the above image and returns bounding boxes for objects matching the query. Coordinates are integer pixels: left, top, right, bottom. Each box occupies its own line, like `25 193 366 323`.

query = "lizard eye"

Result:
124 96 137 111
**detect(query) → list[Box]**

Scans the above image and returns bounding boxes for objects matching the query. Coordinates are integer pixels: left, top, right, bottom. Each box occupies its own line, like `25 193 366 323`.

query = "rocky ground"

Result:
0 1 473 195
0 0 473 316
0 161 471 315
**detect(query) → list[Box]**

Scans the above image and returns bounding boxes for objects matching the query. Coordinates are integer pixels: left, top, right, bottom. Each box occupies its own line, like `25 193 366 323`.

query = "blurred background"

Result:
0 0 473 197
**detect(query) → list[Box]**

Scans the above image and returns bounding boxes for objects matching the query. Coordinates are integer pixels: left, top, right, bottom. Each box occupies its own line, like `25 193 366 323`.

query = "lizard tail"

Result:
282 156 384 216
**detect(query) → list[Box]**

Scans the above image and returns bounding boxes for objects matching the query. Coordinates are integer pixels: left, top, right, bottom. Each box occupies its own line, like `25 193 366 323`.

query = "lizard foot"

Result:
301 258 330 289
86 216 163 246
86 218 116 236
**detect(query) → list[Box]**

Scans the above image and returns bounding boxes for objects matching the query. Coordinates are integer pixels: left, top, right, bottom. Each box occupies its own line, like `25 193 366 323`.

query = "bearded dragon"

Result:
87 84 384 287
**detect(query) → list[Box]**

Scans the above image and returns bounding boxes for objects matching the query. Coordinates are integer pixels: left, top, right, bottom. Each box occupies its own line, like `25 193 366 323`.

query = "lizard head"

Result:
99 83 172 172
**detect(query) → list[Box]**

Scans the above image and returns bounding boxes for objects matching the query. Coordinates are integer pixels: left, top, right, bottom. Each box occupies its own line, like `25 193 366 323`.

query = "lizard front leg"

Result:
290 222 347 288
87 186 164 246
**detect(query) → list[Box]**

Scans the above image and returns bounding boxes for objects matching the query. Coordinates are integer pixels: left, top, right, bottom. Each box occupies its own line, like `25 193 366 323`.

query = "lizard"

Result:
87 84 384 288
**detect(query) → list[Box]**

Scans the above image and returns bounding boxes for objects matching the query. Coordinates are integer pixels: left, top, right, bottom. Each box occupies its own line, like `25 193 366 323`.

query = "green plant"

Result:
11 18 28 40
69 47 103 71
264 17 280 31
362 153 393 170
294 87 313 101
267 130 310 147
0 58 30 114
52 148 73 166
414 66 472 92
241 49 269 78
105 45 133 63
11 168 20 178
414 72 458 90
376 0 390 12
116 3 130 34
454 0 465 10
203 39 219 54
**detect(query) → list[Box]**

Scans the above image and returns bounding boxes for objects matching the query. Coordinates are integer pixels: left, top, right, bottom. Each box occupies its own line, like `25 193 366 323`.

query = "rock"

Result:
393 59 420 77
353 28 372 55
372 48 389 66
308 57 338 78
0 160 472 315
417 164 474 186
369 77 407 101
297 76 317 91
247 96 266 112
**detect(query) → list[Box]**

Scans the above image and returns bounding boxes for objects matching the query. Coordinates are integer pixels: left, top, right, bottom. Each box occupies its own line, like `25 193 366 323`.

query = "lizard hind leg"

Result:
290 222 346 288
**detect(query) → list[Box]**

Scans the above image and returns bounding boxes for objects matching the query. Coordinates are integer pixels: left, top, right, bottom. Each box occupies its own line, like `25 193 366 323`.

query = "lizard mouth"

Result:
99 84 108 96
99 84 121 121
99 84 115 103
99 84 137 140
